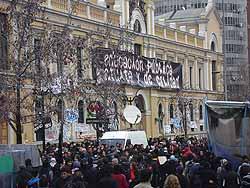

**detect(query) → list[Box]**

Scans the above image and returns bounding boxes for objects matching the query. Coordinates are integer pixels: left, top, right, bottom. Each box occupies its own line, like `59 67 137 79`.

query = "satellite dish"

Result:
123 105 142 124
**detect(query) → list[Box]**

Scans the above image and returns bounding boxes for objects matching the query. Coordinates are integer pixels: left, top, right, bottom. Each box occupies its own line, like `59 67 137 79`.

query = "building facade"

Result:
154 0 248 101
0 0 224 144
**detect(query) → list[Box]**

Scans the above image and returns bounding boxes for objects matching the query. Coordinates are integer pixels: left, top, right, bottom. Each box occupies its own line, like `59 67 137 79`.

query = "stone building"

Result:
0 0 224 143
154 0 249 101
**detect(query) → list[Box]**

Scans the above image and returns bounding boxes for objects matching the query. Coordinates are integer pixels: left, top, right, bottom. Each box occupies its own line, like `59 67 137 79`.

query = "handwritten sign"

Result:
93 48 182 89
64 109 79 123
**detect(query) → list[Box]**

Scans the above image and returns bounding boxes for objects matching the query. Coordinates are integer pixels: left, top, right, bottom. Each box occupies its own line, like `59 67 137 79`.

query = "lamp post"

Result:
34 87 53 153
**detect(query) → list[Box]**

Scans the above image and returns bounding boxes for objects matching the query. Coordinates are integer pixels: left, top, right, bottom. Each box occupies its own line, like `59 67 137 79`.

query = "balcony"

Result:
155 23 205 48
44 0 120 27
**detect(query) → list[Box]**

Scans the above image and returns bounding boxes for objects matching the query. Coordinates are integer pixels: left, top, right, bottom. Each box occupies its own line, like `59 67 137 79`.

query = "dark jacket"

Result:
222 170 240 188
241 173 250 188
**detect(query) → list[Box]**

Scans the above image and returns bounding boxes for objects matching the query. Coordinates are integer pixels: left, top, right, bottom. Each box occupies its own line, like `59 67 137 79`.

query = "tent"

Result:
205 100 250 166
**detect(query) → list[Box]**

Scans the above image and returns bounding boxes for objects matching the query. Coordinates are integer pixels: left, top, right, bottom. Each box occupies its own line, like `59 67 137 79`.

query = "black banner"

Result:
93 48 182 89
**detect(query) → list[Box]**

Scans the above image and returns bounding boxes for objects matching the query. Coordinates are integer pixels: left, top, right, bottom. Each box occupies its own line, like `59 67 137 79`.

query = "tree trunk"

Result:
16 78 22 144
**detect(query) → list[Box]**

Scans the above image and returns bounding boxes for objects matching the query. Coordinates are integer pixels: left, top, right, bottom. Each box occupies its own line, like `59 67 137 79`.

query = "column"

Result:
87 4 91 19
209 60 213 90
152 47 156 58
126 0 129 25
144 45 147 57
147 5 152 35
104 10 107 22
184 56 189 88
48 0 52 8
175 53 178 63
150 96 158 137
194 58 198 89
204 59 209 90
164 50 168 60
121 0 126 26
151 4 155 35
164 28 167 39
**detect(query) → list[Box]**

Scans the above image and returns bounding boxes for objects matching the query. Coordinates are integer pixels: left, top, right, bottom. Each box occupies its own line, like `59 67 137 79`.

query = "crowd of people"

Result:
16 136 250 188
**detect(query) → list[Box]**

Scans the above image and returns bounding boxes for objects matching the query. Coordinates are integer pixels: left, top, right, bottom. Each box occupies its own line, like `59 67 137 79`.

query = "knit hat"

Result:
169 155 178 161
73 160 81 169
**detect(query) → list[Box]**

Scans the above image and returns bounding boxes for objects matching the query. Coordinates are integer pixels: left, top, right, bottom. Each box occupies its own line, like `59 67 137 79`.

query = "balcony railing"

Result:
45 0 120 27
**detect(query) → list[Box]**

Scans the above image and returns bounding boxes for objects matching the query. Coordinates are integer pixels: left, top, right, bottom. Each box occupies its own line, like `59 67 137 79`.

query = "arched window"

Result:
78 100 84 123
199 105 203 120
134 19 141 33
211 41 216 52
189 103 194 121
169 104 174 119
135 94 145 113
57 99 64 123
158 103 163 131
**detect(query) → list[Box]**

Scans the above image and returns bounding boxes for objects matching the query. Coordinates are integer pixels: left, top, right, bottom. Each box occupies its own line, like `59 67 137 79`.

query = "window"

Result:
199 105 203 120
170 104 174 119
211 41 216 52
134 20 141 33
34 39 41 74
57 99 64 122
212 61 217 91
135 94 145 113
200 125 203 131
77 47 83 78
0 13 8 69
189 103 194 121
191 128 195 132
57 44 63 74
170 124 174 133
134 44 141 56
78 100 84 123
158 103 163 132
198 68 202 89
189 67 193 89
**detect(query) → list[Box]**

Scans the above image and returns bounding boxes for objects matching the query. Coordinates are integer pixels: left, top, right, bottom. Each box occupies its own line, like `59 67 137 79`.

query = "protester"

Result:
164 174 181 188
221 162 240 188
112 165 129 188
16 166 33 188
134 169 153 188
16 136 250 188
176 166 189 188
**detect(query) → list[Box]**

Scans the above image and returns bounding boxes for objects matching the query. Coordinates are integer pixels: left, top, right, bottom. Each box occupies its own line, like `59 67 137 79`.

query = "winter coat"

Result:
112 173 129 188
241 173 250 188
